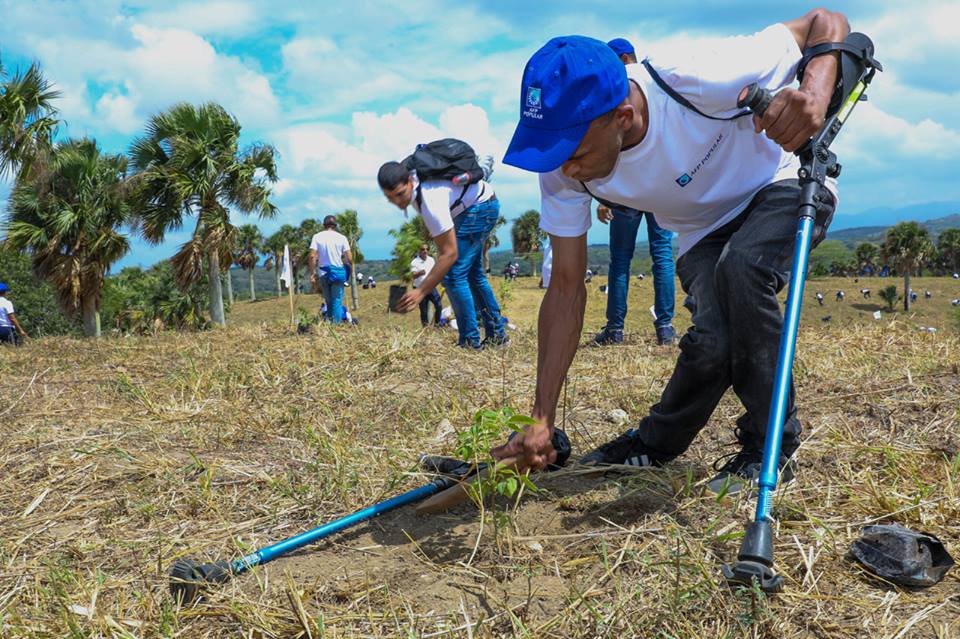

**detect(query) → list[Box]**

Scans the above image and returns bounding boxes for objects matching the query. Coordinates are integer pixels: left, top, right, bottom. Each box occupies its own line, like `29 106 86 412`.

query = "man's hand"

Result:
596 205 614 224
490 419 557 472
753 87 828 153
396 289 423 313
309 273 320 293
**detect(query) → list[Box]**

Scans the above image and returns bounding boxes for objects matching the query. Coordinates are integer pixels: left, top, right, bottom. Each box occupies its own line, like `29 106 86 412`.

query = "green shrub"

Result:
0 246 80 336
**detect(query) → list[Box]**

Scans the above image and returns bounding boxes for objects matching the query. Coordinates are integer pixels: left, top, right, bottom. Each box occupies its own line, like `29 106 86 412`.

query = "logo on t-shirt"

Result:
523 87 543 120
675 133 725 189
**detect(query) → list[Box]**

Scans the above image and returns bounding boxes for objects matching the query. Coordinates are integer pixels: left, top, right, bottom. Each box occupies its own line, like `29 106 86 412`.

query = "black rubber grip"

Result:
737 83 773 117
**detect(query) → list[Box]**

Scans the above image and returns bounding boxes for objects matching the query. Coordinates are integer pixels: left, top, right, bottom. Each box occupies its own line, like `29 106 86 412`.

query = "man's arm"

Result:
396 231 457 312
309 249 319 291
9 312 28 338
342 248 352 266
758 9 850 152
492 233 587 470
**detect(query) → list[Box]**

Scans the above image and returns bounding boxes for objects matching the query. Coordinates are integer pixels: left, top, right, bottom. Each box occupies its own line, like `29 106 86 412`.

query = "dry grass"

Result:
1 276 958 638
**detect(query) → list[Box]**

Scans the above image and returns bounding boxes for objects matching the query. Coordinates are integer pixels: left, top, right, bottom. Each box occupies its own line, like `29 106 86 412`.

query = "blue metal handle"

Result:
230 479 449 574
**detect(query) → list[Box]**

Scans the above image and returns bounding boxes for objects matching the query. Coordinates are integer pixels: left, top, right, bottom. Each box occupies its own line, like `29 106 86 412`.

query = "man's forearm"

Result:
792 9 850 101
532 281 586 428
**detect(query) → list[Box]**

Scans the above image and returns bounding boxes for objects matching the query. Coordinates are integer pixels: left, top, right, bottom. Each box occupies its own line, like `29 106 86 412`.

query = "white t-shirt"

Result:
309 229 351 268
412 174 495 238
410 255 436 288
539 23 837 256
0 297 14 328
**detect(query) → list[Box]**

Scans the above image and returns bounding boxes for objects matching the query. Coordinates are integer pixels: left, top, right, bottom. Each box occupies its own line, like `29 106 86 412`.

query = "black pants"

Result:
418 288 442 326
639 180 835 459
0 326 18 345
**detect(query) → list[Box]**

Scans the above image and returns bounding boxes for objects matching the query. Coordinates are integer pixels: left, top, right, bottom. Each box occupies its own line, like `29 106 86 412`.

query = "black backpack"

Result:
402 138 484 211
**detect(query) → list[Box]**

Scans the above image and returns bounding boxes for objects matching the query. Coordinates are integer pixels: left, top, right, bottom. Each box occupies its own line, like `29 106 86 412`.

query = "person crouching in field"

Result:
0 282 29 345
378 142 509 349
309 215 353 325
491 9 847 494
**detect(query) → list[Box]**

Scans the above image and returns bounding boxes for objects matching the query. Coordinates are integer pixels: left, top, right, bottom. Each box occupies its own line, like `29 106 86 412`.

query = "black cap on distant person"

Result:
323 215 338 228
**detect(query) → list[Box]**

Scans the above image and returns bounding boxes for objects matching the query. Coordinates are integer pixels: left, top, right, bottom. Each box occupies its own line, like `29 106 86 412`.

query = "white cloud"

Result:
94 92 140 134
138 1 260 37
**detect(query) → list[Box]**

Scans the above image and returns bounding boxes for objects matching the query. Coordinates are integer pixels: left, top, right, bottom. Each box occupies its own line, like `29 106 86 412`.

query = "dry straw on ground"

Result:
1 278 958 638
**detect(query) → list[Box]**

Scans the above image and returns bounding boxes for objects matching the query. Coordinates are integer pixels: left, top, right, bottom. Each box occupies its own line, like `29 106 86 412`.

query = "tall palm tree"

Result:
484 216 506 273
881 221 934 311
264 225 298 297
235 223 263 301
336 209 363 309
295 218 322 291
854 241 879 276
511 209 546 277
938 228 960 274
129 102 278 327
4 138 130 337
0 60 60 178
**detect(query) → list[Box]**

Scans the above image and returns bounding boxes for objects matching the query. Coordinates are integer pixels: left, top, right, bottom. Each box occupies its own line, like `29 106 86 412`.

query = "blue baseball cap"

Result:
607 38 635 57
503 36 628 173
0 282 8 293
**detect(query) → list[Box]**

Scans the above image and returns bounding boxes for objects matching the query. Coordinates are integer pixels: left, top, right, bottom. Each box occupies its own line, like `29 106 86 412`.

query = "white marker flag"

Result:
280 244 292 288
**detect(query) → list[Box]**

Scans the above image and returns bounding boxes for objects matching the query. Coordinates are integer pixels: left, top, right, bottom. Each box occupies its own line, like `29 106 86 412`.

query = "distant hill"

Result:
828 213 960 247
831 201 960 231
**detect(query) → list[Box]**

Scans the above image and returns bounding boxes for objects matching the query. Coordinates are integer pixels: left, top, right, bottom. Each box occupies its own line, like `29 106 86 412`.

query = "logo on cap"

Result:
675 173 692 187
526 87 542 108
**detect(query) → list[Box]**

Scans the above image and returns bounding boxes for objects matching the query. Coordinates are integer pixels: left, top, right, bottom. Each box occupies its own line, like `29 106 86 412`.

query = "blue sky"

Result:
2 0 959 269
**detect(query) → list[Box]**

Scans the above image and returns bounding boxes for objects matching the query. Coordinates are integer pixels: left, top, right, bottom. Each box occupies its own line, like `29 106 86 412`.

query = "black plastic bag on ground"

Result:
849 523 955 587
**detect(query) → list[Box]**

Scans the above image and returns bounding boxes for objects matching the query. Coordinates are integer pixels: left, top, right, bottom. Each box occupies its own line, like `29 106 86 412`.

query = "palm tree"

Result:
881 221 934 311
511 209 546 277
938 228 960 274
0 60 60 178
264 225 298 296
235 224 263 301
484 216 506 273
854 242 879 276
335 210 364 309
295 218 322 290
129 102 278 327
4 139 130 337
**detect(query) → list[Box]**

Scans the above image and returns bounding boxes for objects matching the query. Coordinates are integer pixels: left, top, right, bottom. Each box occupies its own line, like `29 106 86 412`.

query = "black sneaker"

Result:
706 448 796 495
593 327 624 346
480 333 510 349
656 325 677 345
579 429 667 468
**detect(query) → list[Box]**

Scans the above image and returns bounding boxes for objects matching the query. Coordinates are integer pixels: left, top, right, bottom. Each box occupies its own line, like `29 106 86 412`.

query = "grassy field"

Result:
1 275 958 638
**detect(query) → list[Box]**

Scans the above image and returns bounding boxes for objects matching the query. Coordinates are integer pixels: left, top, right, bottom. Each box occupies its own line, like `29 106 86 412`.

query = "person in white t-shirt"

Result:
308 215 353 325
378 144 509 349
0 282 29 344
490 10 848 494
410 244 442 327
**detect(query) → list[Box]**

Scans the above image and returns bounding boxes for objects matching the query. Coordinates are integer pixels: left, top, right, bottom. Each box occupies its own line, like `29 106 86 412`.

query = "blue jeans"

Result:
444 198 507 347
319 277 345 324
606 208 676 330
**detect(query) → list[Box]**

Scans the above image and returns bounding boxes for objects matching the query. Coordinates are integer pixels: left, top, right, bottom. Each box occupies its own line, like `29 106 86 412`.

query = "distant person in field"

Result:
309 215 353 325
411 244 443 327
593 38 676 347
861 288 871 299
378 143 509 349
0 283 28 344
836 290 845 302
491 9 846 494
815 292 824 306
924 289 932 299
368 276 376 289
